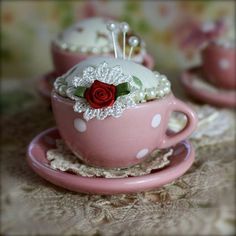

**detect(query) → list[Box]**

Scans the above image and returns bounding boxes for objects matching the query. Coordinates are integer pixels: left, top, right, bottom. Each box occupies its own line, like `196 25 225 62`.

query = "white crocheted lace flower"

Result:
66 62 138 121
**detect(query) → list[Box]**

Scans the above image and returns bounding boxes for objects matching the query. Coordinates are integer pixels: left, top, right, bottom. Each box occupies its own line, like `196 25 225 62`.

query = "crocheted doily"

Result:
169 104 235 147
47 140 173 178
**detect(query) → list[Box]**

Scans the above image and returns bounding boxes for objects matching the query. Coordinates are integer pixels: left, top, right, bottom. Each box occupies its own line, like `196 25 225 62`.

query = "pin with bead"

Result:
128 36 139 60
120 22 130 59
107 22 118 58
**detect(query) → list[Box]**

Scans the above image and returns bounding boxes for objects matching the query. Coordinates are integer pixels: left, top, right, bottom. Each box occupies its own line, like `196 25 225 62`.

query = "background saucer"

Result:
180 67 236 108
27 127 195 195
36 71 60 103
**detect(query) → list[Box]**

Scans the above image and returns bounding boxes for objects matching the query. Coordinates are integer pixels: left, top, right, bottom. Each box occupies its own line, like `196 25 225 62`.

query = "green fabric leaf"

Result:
116 82 130 98
132 76 143 89
74 86 87 98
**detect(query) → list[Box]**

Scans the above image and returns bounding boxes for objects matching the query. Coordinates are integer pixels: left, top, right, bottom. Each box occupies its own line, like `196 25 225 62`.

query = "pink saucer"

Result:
27 128 195 195
36 71 60 103
180 67 236 108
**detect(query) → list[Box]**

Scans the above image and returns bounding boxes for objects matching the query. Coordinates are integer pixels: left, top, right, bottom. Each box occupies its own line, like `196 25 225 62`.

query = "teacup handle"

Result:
159 98 198 149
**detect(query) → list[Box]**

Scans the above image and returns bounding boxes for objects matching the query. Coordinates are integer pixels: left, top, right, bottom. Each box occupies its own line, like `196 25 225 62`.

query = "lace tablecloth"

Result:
1 82 235 235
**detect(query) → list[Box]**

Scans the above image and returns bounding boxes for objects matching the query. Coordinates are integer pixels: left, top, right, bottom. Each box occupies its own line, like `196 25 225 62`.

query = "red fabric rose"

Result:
85 80 116 109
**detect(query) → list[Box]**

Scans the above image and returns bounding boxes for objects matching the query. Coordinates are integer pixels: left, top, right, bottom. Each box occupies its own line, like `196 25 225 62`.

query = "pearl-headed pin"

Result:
128 36 139 60
120 22 130 59
107 22 119 58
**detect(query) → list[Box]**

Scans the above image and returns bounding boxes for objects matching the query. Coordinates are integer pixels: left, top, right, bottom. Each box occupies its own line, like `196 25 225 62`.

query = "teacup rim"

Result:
51 41 90 57
51 42 155 62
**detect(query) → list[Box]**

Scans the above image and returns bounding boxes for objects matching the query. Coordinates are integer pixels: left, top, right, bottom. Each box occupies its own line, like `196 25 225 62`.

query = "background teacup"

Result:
51 42 155 75
52 91 197 168
51 43 88 75
201 43 236 89
51 17 155 75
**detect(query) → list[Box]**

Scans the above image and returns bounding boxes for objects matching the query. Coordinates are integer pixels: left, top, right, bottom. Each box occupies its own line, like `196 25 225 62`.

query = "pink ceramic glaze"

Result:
201 43 236 89
51 43 155 75
51 91 197 168
142 53 155 69
180 67 236 108
51 43 88 75
27 127 195 195
36 71 60 103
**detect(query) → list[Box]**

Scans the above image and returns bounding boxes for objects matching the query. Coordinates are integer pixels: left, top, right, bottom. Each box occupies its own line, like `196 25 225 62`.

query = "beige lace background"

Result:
1 94 236 235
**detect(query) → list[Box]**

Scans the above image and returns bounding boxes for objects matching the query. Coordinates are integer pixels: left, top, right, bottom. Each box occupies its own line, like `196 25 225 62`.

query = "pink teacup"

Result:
201 43 236 89
51 43 155 75
51 90 197 169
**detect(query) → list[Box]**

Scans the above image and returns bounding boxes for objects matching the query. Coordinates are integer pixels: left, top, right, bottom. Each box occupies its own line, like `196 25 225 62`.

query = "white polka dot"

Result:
136 149 149 159
151 114 161 128
219 59 230 70
74 118 87 132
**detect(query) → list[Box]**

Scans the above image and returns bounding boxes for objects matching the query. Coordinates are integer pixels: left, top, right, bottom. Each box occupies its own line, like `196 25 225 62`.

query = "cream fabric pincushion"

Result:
53 17 147 63
54 17 112 54
54 56 171 104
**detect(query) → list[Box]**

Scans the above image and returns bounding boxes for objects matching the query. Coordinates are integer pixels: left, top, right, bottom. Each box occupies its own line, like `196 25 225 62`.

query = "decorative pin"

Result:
120 22 130 59
107 22 118 58
107 21 140 60
128 36 139 60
